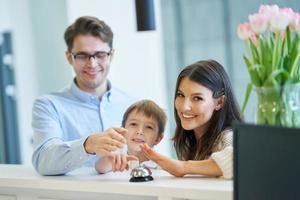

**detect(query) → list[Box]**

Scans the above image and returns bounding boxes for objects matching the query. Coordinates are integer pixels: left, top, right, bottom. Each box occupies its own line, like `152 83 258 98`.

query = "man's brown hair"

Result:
64 16 113 52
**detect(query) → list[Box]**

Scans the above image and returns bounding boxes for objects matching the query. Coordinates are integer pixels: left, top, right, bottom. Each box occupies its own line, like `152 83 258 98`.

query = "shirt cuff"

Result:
66 136 95 166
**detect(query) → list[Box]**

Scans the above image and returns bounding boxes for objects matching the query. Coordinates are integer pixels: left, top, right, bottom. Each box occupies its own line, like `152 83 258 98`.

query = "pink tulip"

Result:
270 9 291 32
249 13 269 33
290 12 300 31
237 4 300 91
259 4 279 20
281 8 296 26
280 31 286 40
281 7 294 16
295 17 300 34
250 33 258 47
237 23 252 40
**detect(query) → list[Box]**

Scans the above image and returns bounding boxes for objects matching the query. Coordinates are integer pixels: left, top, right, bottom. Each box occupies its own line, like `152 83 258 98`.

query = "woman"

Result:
140 59 241 179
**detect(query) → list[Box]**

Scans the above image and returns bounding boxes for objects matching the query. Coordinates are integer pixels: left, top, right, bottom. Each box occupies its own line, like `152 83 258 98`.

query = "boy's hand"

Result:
108 154 138 172
84 128 127 156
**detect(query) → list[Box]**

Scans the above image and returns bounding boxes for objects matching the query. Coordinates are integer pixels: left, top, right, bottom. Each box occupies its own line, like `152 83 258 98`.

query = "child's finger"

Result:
111 155 116 172
115 154 121 171
120 154 127 171
126 155 138 161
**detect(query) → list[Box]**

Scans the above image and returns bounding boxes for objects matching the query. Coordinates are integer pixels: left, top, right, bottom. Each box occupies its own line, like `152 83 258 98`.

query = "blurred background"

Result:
0 0 299 165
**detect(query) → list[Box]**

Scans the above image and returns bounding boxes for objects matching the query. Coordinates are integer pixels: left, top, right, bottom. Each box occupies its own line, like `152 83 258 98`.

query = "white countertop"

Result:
0 164 233 200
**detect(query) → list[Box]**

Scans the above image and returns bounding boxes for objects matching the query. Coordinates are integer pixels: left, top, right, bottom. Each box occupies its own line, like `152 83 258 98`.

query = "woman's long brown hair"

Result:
173 60 241 160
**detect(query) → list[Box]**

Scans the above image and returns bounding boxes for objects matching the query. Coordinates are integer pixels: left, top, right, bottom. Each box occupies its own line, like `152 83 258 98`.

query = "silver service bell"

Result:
129 165 154 182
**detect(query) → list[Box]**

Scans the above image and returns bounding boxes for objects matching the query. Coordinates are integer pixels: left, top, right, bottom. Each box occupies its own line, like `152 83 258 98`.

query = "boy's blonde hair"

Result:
122 100 167 136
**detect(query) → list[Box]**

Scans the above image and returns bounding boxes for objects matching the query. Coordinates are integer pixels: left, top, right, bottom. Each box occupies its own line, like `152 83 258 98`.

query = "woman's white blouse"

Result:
211 129 233 179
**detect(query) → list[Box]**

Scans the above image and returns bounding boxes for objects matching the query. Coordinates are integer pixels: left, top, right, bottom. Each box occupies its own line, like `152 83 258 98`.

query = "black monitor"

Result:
234 123 300 200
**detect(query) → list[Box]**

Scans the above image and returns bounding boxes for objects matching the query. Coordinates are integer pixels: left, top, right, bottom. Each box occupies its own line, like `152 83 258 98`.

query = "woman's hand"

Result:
140 143 186 177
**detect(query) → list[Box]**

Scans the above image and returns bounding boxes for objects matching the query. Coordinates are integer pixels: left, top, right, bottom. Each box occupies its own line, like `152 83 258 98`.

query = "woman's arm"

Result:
140 143 230 178
184 159 223 177
140 143 186 177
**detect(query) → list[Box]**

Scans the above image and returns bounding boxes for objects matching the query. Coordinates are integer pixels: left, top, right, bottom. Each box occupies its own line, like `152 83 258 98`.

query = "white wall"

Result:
29 0 72 95
0 0 170 164
65 0 171 155
0 0 38 165
0 0 11 30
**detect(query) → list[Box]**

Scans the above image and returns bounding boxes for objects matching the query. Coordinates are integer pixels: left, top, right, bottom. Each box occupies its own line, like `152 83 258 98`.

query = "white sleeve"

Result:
220 130 233 149
211 146 233 179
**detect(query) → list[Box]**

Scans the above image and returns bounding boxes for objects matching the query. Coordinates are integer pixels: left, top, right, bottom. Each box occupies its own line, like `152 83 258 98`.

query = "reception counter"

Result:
0 164 233 200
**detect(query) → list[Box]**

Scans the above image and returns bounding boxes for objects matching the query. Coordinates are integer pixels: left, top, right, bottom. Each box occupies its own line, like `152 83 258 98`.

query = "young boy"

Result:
95 100 167 173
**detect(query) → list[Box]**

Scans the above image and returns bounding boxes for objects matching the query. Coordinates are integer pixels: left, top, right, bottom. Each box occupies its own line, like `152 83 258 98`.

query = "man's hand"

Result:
84 128 127 156
140 143 187 177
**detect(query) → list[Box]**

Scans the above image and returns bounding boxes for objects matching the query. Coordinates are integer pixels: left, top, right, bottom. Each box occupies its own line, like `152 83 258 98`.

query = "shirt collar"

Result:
70 79 112 103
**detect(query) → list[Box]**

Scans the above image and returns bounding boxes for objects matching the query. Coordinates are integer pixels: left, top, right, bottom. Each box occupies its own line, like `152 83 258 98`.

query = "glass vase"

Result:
281 83 300 127
255 83 300 128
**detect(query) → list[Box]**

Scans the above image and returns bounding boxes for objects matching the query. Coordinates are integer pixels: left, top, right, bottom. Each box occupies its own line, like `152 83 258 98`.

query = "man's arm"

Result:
32 97 127 175
32 137 93 175
32 97 92 175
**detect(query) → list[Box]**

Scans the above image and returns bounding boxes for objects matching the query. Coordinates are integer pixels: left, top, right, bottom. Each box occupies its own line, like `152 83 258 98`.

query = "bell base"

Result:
129 176 154 182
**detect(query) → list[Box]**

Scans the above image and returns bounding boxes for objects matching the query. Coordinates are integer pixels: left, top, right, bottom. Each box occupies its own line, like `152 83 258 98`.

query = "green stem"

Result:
246 40 255 63
290 51 300 78
241 83 253 117
272 32 280 71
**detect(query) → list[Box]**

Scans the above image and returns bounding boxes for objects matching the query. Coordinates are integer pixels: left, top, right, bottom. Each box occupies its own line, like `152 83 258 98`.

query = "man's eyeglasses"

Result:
71 51 111 65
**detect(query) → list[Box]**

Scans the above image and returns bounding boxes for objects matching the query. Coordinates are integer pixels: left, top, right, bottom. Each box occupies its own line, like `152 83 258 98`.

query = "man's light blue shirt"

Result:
32 80 135 175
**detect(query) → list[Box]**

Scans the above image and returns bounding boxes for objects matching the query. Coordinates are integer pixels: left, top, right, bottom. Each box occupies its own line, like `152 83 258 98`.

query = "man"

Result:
32 16 135 175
